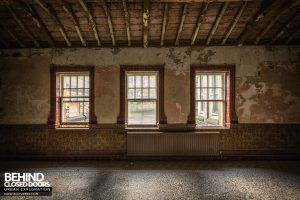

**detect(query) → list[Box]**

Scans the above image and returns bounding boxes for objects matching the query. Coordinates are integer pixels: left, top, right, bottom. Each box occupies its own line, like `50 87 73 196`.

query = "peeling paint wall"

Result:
0 46 299 124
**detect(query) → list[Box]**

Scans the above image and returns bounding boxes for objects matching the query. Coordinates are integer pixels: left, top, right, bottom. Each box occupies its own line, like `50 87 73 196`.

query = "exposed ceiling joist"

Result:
206 2 228 45
143 0 150 48
122 0 131 46
60 0 86 47
7 5 39 47
191 2 209 45
237 0 277 46
270 13 300 44
254 0 300 45
160 3 168 46
35 0 71 47
221 1 246 45
101 0 116 46
175 3 188 45
0 24 24 47
78 0 101 46
286 26 300 44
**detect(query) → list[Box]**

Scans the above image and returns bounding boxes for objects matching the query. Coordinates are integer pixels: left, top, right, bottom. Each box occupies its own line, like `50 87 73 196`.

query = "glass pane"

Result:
200 88 207 100
85 76 89 88
209 88 215 100
128 89 135 99
78 89 84 96
63 76 70 88
71 89 77 97
143 89 149 99
84 89 89 97
71 76 77 88
63 89 70 97
135 89 142 99
135 76 142 88
128 76 135 88
61 101 89 122
149 76 156 87
196 75 200 87
128 101 156 125
215 75 223 87
196 88 200 100
196 101 223 126
149 89 156 99
215 88 223 100
78 76 84 88
196 101 207 126
143 76 149 88
200 75 207 87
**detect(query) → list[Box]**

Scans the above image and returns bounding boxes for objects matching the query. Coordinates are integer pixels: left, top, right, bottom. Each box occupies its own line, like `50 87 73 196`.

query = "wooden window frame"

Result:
48 65 97 128
117 65 167 126
188 65 238 128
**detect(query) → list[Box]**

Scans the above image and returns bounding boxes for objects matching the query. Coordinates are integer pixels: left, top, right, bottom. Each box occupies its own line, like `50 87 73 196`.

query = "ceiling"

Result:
0 0 299 48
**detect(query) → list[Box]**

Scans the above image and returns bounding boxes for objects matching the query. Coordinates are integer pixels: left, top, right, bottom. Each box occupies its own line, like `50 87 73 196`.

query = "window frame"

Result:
188 65 238 128
117 65 167 127
48 65 97 128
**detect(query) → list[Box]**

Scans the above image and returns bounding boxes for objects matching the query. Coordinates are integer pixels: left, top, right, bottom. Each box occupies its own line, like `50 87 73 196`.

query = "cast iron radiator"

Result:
127 132 220 156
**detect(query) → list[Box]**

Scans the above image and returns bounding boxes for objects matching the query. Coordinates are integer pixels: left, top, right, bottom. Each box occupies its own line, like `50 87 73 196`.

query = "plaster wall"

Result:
0 46 299 124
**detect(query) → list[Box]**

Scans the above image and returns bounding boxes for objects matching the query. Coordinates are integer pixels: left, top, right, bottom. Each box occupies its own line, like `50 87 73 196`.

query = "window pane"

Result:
196 75 200 87
63 76 70 88
128 89 135 99
135 89 142 99
63 89 70 97
200 88 207 100
71 89 77 97
128 101 156 125
215 75 223 87
135 76 142 88
200 75 207 87
149 89 156 99
61 101 89 122
196 88 200 100
215 88 224 100
85 76 89 88
143 76 149 88
128 76 135 88
71 76 77 88
196 101 207 125
208 101 223 126
78 76 84 88
143 89 149 99
209 88 215 100
84 89 89 97
149 76 156 87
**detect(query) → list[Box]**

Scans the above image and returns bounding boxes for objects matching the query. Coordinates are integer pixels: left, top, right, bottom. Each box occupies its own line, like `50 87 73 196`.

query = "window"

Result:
117 65 167 127
195 73 225 126
126 72 158 125
188 65 238 128
48 66 97 128
60 74 90 124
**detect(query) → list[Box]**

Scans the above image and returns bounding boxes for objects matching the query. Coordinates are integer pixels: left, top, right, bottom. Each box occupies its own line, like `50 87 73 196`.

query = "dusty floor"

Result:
0 161 300 200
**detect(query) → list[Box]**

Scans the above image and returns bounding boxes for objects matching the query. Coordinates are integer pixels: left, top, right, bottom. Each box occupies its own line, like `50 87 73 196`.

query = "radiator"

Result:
127 132 220 156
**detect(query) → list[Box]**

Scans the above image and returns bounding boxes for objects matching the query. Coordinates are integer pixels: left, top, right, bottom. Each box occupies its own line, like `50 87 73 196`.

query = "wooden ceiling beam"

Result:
191 2 209 45
14 0 55 47
78 0 101 46
206 2 228 45
270 13 300 44
0 24 24 47
286 26 300 45
175 3 188 45
60 0 86 47
7 5 40 47
221 1 246 45
122 0 131 46
160 3 168 46
143 0 150 48
101 0 116 46
237 0 277 46
255 0 300 45
35 0 71 47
